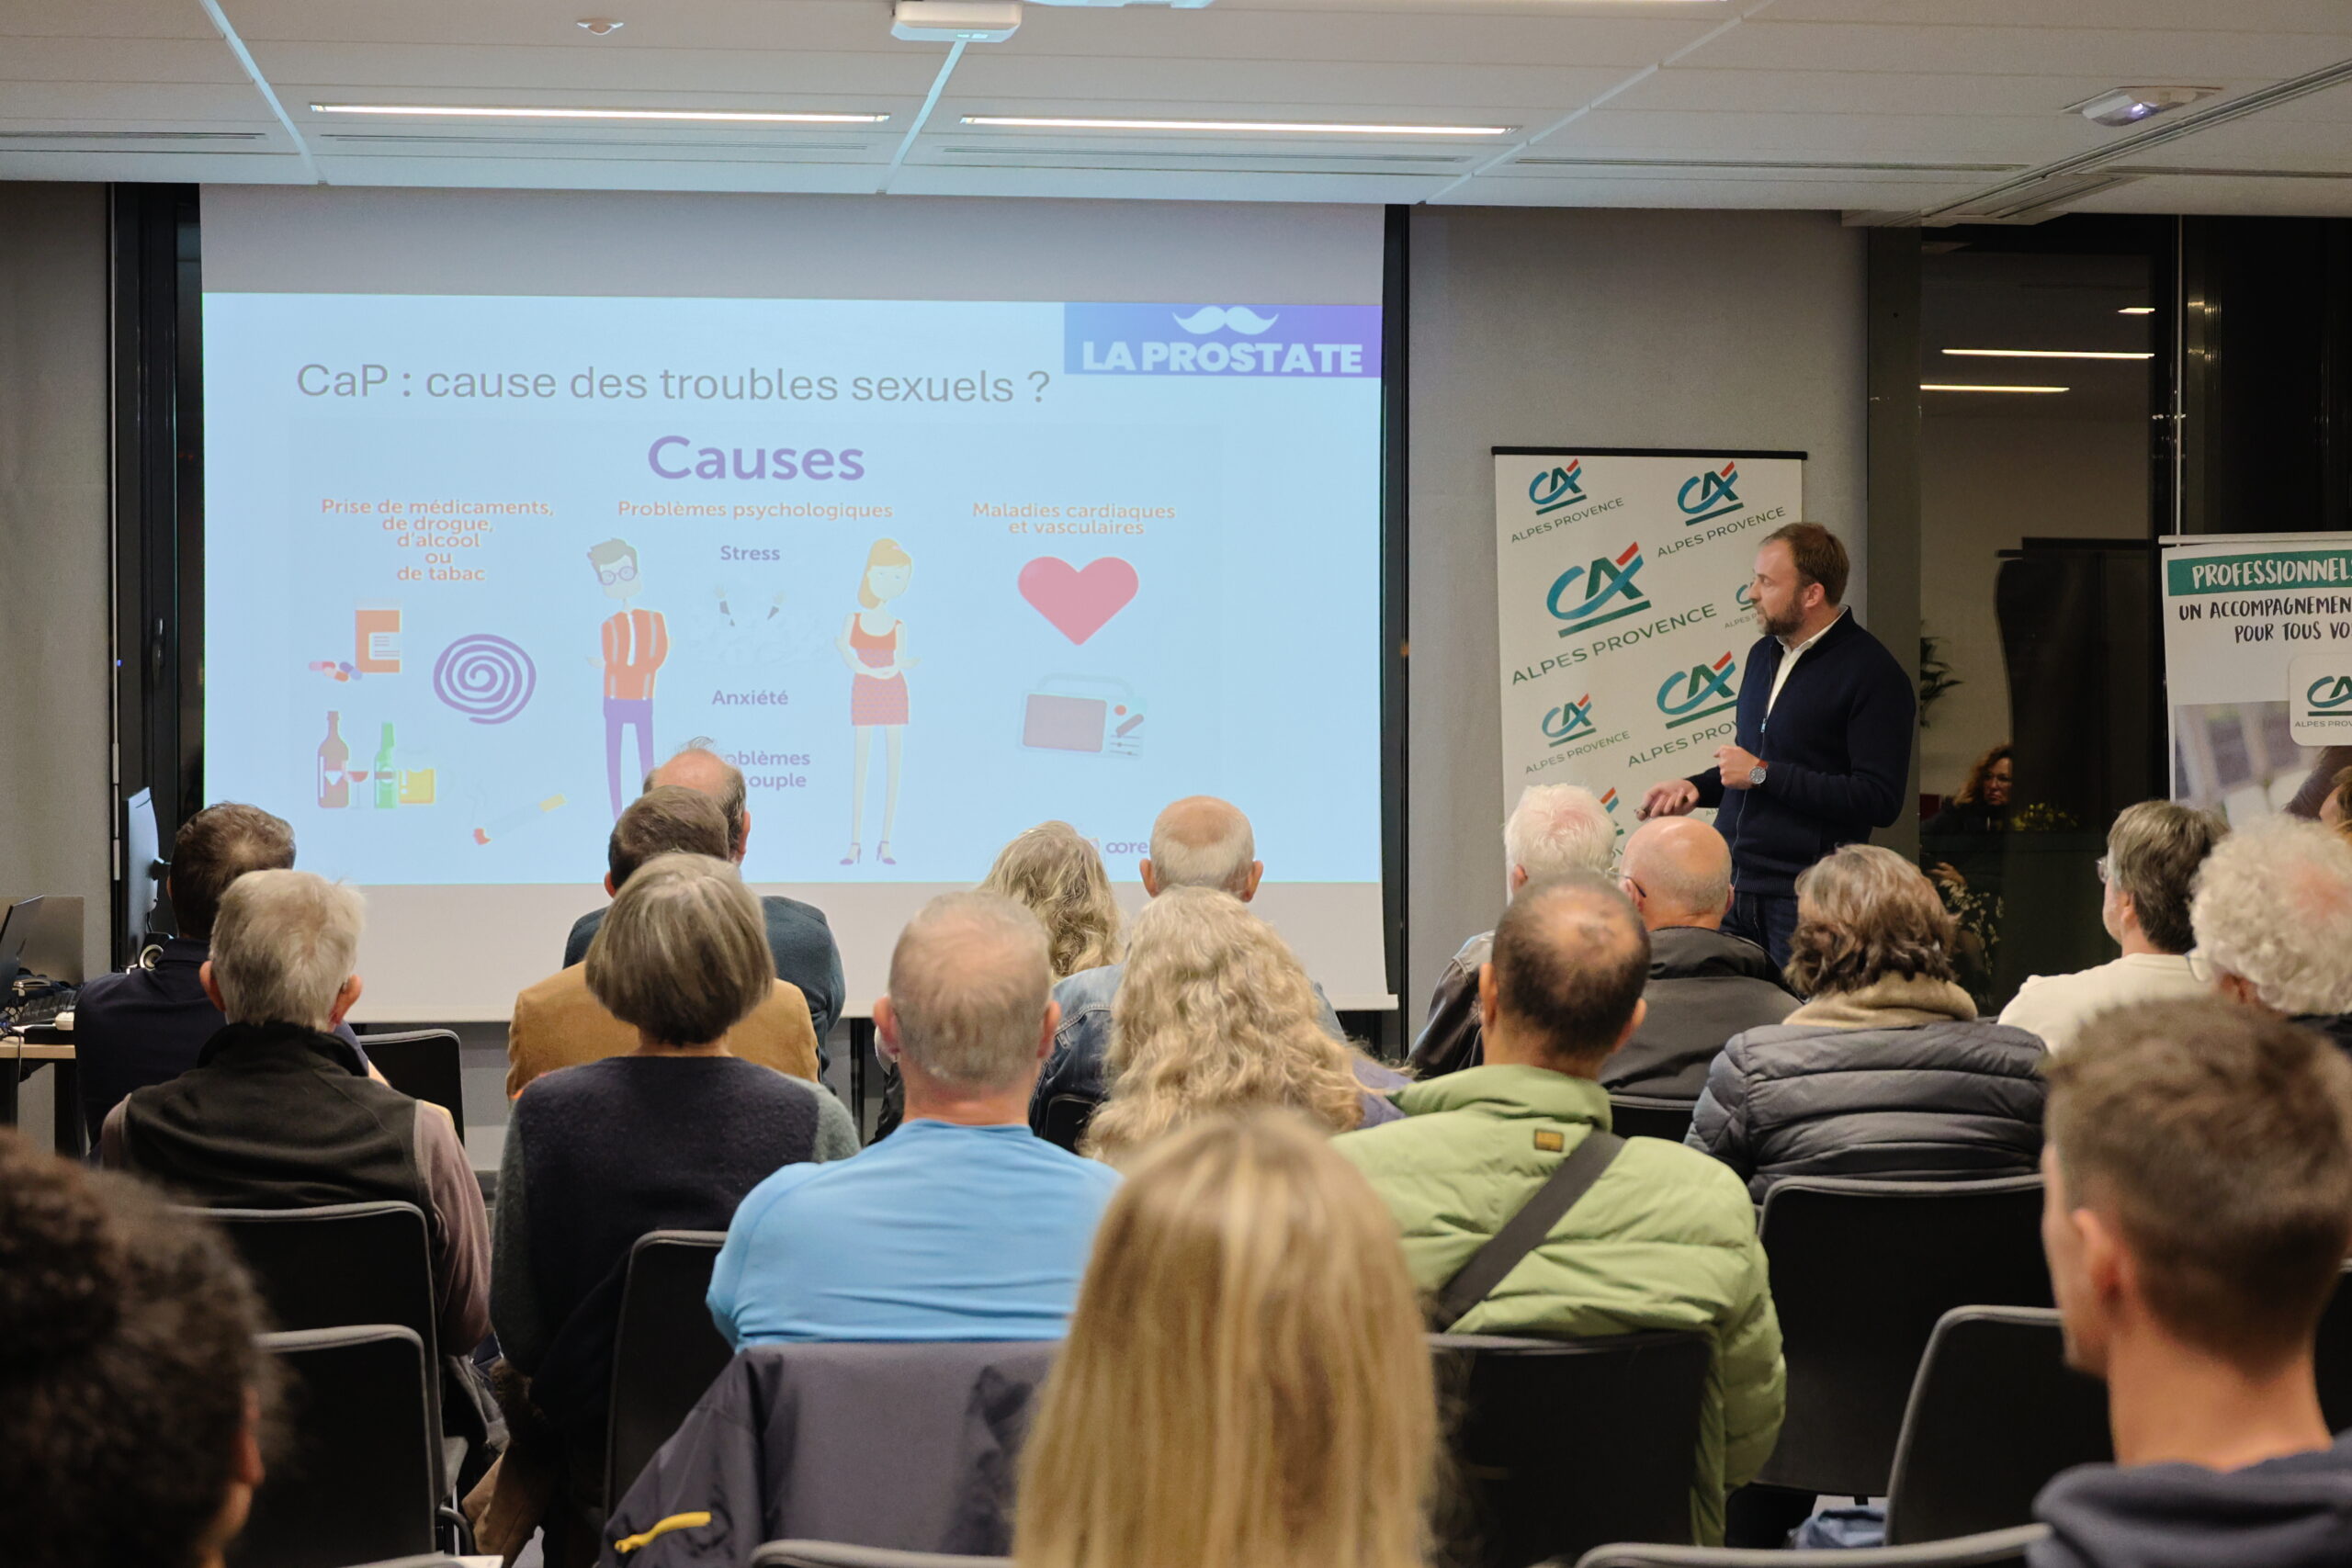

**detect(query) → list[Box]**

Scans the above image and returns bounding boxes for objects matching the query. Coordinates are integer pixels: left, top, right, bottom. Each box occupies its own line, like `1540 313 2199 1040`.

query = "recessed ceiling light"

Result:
2068 86 2220 128
576 17 623 35
960 115 1510 136
1942 348 2153 361
1922 383 2070 394
311 103 887 125
2119 306 2155 315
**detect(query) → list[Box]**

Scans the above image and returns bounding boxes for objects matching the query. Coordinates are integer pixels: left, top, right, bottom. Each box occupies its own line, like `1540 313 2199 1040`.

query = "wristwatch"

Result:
1748 762 1769 788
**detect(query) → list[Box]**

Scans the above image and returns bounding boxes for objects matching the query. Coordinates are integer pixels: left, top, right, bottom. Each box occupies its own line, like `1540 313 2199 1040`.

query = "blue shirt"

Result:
707 1118 1121 1347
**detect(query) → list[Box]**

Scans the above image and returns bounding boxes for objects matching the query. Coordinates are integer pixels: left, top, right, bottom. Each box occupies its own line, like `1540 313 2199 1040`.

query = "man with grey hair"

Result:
101 870 491 1366
1029 795 1368 1147
711 891 1121 1345
564 745 846 1041
2190 816 2352 1056
1410 784 1620 1077
1999 800 2225 1055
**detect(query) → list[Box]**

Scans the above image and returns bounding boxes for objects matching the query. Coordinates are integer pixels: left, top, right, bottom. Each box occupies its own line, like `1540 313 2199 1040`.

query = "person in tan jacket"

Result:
507 787 820 1098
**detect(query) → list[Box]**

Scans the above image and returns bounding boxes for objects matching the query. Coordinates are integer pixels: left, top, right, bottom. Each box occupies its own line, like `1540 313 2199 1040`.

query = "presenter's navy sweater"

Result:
1686 611 1915 898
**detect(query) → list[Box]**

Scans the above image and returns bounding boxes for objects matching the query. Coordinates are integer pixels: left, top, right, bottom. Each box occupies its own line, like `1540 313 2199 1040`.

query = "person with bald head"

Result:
1604 816 1797 1099
1029 795 1377 1148
711 892 1121 1345
563 746 845 1041
1337 874 1783 1547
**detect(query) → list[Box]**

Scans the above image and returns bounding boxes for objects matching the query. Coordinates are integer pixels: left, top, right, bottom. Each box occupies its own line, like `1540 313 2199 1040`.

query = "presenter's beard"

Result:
1758 605 1803 639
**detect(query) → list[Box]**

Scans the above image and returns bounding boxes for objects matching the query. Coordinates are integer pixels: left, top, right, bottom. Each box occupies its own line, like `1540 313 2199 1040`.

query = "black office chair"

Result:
1754 1176 2051 1500
1431 1331 1712 1568
2313 1261 2352 1429
359 1028 468 1139
232 1327 439 1568
1575 1524 2049 1568
606 1230 735 1510
755 1549 1006 1568
1037 1093 1098 1153
1607 1095 1699 1144
1883 1307 2109 1545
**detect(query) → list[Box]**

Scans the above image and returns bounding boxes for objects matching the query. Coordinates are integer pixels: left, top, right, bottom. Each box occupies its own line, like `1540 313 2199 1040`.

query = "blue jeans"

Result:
1726 890 1799 971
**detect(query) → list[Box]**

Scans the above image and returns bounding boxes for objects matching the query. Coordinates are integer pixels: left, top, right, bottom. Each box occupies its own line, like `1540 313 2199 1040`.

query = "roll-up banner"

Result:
2162 531 2352 820
1492 447 1805 831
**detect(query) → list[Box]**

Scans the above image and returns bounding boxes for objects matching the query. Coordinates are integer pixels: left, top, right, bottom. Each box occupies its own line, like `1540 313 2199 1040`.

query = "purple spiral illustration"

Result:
433 634 537 725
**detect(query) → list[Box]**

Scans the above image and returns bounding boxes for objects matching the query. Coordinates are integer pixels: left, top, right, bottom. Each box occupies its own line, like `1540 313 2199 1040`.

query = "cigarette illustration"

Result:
472 793 566 845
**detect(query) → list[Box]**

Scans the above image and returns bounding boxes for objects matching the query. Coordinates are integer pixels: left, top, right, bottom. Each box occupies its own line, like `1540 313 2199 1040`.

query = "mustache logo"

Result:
1170 306 1280 335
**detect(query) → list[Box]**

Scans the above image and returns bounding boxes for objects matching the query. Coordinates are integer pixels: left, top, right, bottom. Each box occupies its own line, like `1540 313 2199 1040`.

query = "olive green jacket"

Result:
1335 1065 1784 1547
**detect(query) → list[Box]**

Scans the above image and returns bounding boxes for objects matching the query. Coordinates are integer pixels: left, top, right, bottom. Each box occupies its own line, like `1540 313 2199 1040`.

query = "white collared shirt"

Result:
1768 607 1847 716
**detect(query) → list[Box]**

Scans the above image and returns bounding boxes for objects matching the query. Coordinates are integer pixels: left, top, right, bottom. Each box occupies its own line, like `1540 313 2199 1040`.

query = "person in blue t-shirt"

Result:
710 890 1120 1346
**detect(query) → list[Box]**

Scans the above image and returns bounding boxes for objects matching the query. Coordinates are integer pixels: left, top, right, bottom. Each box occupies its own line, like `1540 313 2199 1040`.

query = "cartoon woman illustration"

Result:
838 538 915 865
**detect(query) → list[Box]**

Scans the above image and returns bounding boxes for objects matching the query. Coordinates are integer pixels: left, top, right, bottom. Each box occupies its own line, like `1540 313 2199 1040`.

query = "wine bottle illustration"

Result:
373 722 399 809
318 712 349 809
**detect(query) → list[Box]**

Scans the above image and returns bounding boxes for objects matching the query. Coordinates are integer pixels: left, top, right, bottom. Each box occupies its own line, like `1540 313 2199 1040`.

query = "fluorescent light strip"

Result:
2119 306 2156 314
1942 348 2152 361
1922 383 2070 394
961 115 1510 137
311 103 889 125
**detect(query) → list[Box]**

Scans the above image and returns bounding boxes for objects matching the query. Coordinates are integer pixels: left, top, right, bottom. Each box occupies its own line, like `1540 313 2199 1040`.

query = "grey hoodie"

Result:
2030 1431 2352 1568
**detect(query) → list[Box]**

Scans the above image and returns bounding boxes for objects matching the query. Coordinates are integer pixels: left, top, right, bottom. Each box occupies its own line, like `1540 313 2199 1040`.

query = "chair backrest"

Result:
754 1547 1008 1568
1607 1095 1698 1144
2315 1261 2352 1430
1884 1308 2109 1545
1575 1523 2049 1567
1037 1093 1097 1153
232 1327 439 1568
200 1201 440 1355
1755 1176 2051 1498
358 1028 467 1139
1431 1330 1712 1568
606 1229 734 1510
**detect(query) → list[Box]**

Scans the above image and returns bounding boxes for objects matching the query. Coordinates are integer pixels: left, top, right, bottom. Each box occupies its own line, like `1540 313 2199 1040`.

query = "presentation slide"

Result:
202 279 1385 1014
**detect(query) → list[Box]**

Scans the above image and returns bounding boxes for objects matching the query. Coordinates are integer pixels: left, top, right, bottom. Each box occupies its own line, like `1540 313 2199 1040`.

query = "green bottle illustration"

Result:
373 722 399 809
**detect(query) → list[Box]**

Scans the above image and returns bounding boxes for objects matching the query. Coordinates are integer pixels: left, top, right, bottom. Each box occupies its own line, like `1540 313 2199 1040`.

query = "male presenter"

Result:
1640 522 1913 965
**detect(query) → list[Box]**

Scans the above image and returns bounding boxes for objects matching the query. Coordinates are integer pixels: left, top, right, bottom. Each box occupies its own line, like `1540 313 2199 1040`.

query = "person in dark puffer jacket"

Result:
1687 843 2046 1202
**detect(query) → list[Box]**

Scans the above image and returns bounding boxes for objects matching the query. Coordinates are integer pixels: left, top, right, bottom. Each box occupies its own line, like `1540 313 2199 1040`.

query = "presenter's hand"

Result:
1715 745 1762 789
1640 779 1700 819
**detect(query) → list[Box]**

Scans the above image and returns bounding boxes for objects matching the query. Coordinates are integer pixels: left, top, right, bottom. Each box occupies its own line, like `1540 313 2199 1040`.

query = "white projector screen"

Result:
200 188 1389 1022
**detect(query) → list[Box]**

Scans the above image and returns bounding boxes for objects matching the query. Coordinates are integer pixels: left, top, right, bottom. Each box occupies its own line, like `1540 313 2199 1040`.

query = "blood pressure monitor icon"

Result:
1021 676 1145 760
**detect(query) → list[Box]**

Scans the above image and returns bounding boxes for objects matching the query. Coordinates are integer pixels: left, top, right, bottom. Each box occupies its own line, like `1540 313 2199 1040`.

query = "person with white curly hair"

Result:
1409 784 1619 1077
2190 816 2352 1056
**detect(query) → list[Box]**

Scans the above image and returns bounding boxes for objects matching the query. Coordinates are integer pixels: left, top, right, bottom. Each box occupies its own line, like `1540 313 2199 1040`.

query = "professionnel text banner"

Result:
1492 447 1805 832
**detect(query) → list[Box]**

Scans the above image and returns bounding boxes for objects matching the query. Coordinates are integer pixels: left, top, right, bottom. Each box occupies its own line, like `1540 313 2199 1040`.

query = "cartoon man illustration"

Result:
590 537 667 818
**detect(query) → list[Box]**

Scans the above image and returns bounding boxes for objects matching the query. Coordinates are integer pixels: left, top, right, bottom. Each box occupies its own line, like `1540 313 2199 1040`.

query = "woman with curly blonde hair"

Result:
1082 888 1402 1164
1015 1111 1435 1568
980 822 1123 979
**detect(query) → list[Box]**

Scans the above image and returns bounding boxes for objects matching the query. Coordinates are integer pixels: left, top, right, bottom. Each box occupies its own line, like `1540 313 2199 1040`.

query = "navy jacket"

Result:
1687 612 1914 898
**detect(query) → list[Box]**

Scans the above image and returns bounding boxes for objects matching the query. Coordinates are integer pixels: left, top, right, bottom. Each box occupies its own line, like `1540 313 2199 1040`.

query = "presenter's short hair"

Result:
170 802 297 941
886 891 1054 1089
586 852 772 1047
608 785 731 887
209 869 364 1031
1787 844 1955 997
2103 801 2225 956
2051 998 2352 1367
1765 522 1849 606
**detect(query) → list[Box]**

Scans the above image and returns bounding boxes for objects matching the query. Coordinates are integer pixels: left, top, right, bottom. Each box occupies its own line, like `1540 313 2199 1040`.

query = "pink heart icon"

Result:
1018 557 1139 645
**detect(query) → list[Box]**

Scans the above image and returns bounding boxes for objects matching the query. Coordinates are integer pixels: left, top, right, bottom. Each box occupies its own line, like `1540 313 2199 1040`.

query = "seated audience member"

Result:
982 819 1124 979
1338 874 1782 1546
1607 816 1798 1098
484 853 857 1565
509 785 820 1097
1687 844 2046 1201
1017 1112 1433 1568
711 891 1120 1345
1999 802 2224 1055
75 801 367 1142
1033 795 1344 1129
1411 784 1619 1077
100 870 490 1366
0 1132 277 1568
1082 888 1399 1165
2189 816 2352 1055
2030 998 2352 1568
565 747 845 1039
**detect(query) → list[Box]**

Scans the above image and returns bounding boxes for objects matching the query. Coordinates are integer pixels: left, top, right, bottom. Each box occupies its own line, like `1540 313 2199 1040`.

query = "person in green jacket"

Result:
1336 874 1785 1547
